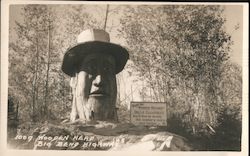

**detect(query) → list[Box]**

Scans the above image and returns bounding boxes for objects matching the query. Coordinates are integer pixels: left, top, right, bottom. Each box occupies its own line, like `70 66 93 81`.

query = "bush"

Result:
208 107 241 151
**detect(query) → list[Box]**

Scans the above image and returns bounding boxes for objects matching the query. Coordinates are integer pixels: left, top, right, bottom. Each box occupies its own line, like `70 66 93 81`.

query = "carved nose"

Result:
93 75 103 86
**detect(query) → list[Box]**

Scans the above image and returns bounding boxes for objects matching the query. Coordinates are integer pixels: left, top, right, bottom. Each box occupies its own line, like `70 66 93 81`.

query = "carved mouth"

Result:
89 90 108 97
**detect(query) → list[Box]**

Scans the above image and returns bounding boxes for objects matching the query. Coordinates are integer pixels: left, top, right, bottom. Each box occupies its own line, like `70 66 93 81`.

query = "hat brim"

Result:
61 41 129 77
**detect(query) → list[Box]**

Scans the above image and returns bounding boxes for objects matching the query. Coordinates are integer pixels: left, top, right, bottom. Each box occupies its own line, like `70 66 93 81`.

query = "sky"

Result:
224 5 243 66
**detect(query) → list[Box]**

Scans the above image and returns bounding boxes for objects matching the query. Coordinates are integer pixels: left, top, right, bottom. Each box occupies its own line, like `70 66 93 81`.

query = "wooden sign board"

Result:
130 102 167 126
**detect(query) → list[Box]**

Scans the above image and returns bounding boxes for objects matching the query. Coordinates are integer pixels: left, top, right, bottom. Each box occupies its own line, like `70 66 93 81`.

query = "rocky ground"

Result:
8 120 194 151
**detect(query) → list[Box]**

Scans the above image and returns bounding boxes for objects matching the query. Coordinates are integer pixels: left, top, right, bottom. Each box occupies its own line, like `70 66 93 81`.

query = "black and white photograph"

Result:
1 0 248 155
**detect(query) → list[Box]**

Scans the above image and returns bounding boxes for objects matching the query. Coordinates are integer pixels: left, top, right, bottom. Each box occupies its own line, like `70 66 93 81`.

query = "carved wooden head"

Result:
62 29 129 122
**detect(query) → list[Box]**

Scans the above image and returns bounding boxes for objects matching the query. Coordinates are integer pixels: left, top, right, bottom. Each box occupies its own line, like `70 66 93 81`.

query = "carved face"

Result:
76 52 117 120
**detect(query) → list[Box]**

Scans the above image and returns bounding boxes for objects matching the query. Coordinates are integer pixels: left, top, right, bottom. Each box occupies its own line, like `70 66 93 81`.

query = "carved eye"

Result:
103 65 115 74
102 62 115 74
103 66 109 72
87 64 97 74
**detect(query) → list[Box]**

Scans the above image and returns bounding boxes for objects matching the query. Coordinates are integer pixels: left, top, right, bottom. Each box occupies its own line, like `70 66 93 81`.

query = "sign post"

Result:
130 102 167 126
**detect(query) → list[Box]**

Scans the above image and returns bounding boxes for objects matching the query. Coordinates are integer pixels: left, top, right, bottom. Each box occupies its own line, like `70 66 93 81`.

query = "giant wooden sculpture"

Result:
62 29 129 122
